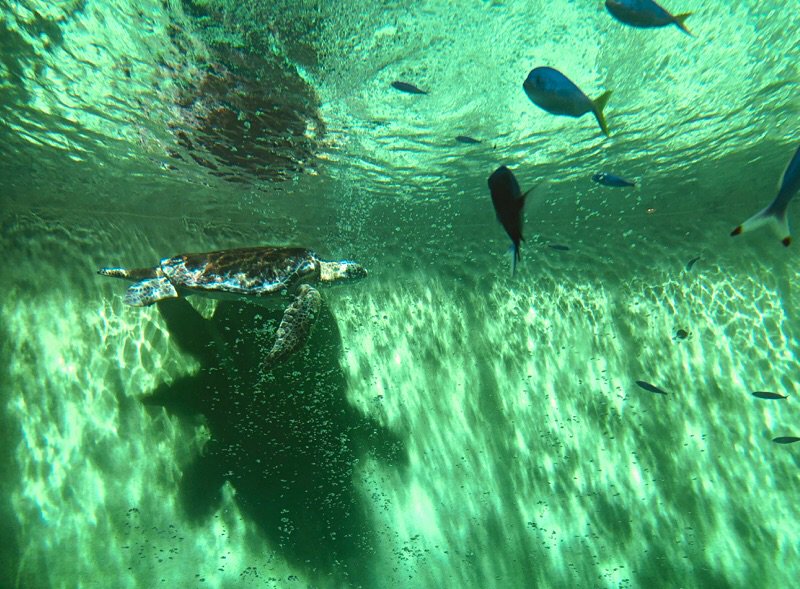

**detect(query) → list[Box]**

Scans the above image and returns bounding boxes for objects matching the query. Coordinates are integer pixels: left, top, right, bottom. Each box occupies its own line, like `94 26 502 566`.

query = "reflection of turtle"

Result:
99 246 367 365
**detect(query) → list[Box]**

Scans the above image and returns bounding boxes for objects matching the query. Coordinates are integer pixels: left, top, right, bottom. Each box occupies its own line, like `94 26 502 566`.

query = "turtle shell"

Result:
160 247 319 296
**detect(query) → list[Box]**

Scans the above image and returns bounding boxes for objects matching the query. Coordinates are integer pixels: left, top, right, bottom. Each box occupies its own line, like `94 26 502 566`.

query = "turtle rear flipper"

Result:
265 284 322 366
124 277 179 306
98 266 159 280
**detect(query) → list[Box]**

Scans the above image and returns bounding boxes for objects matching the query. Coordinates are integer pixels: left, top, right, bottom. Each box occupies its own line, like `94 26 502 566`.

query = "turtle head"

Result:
319 259 368 284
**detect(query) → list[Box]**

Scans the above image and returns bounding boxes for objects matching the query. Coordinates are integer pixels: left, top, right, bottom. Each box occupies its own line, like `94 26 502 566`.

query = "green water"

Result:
2 1 800 587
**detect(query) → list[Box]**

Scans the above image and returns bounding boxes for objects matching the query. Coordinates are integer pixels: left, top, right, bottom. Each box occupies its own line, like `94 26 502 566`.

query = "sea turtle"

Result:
98 246 367 365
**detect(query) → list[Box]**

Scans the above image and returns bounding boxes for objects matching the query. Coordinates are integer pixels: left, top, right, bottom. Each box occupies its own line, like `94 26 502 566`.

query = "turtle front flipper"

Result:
265 284 322 366
124 277 179 306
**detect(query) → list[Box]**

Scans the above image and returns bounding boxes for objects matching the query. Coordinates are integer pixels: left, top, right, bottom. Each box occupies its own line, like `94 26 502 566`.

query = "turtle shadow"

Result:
0 323 23 587
144 297 406 587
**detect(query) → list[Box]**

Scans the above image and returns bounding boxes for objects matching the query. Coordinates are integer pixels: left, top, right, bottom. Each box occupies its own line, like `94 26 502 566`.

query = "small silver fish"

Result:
391 81 428 95
635 380 668 395
685 256 700 271
772 436 800 444
523 67 612 136
592 172 636 188
605 0 693 35
752 391 789 400
673 329 690 340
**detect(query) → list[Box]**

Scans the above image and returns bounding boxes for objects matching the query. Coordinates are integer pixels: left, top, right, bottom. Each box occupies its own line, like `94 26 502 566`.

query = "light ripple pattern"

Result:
335 267 800 588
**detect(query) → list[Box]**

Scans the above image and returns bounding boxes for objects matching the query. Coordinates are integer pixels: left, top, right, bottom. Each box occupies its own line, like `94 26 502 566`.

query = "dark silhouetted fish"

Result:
685 256 700 271
605 0 693 35
772 436 800 444
731 143 800 247
673 329 690 340
523 67 612 136
635 380 668 395
592 172 636 187
456 135 481 144
548 244 570 251
488 165 534 275
752 391 789 400
391 81 428 95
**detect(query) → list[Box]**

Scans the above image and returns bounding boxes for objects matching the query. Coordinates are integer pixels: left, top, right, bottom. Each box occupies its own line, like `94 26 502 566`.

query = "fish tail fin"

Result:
731 204 792 247
509 244 521 276
673 13 693 36
591 90 612 137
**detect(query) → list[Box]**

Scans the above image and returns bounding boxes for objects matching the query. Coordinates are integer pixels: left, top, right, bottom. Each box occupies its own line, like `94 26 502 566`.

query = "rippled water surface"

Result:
2 1 800 587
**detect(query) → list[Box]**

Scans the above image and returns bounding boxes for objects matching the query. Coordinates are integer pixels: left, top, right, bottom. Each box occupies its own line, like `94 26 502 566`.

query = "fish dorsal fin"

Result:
673 13 693 36
521 186 536 200
518 183 540 210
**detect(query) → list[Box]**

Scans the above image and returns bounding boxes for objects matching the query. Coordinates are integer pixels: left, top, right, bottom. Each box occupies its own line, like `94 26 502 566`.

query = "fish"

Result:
592 172 636 187
456 135 481 144
772 436 800 444
488 165 534 275
673 329 690 340
605 0 693 35
635 380 668 395
731 143 800 247
752 391 789 400
548 244 570 251
685 256 701 271
523 67 612 136
391 81 428 95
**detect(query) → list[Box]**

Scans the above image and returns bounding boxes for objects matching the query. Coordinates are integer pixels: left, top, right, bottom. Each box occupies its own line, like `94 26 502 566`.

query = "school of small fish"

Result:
391 0 799 446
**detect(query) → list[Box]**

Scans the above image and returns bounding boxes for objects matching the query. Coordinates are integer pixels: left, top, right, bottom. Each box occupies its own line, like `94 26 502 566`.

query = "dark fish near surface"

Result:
732 143 800 247
592 172 636 187
685 256 701 271
456 135 481 144
391 81 428 95
548 244 570 251
488 165 534 275
635 380 668 395
772 436 800 444
752 391 789 400
605 0 693 35
673 329 690 340
523 67 612 136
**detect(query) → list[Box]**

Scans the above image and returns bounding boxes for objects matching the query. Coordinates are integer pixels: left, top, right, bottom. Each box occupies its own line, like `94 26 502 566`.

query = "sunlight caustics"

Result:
2 0 800 587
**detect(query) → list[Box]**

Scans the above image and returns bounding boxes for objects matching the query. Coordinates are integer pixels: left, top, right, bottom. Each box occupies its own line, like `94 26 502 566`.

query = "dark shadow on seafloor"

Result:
0 323 24 588
143 297 406 588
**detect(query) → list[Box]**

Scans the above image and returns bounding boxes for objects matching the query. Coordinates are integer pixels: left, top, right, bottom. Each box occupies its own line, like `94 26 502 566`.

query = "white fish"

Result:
731 144 800 247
